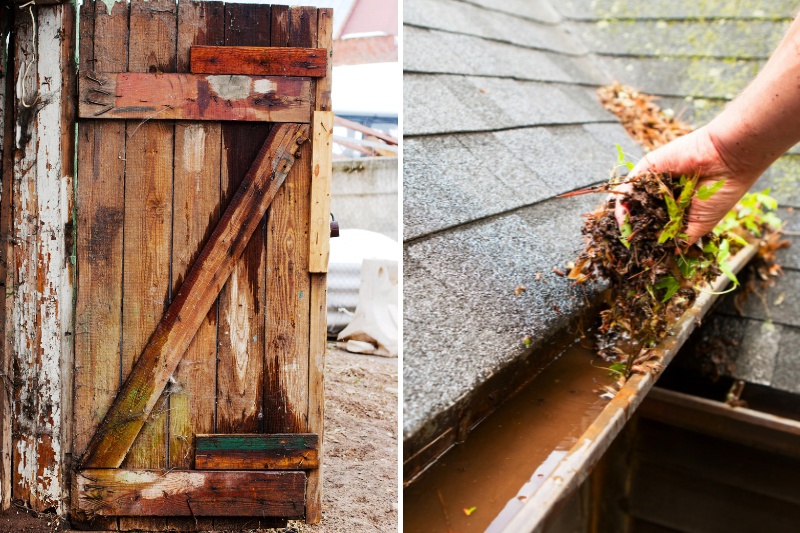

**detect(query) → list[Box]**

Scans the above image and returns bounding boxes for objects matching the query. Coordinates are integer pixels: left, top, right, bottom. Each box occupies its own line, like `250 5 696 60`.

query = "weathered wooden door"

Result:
71 1 331 530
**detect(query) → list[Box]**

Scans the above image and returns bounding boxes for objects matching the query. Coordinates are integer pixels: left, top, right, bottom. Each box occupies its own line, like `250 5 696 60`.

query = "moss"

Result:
764 156 800 205
587 19 789 59
581 0 798 20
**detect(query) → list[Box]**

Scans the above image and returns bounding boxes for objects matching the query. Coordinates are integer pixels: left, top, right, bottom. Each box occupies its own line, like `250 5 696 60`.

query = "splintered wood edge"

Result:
75 469 307 517
498 243 759 533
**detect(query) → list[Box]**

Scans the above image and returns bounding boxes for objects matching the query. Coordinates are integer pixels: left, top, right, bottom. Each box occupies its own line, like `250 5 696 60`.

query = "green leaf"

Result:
658 219 681 243
626 161 635 171
703 240 718 254
727 233 749 247
619 214 633 248
718 260 739 286
697 180 725 200
615 144 627 168
655 275 680 302
677 176 697 207
762 212 782 229
664 194 680 220
609 362 626 376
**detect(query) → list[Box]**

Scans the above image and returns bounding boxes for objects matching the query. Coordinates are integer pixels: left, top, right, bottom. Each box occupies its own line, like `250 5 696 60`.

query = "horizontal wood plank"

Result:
76 470 306 517
191 45 327 77
80 123 309 469
79 72 311 122
195 434 319 470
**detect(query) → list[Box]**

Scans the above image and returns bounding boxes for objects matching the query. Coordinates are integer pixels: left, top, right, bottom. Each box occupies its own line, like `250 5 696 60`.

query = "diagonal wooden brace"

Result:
80 123 309 468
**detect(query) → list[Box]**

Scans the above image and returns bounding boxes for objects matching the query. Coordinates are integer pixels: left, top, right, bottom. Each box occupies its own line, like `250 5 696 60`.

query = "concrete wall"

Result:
332 157 398 241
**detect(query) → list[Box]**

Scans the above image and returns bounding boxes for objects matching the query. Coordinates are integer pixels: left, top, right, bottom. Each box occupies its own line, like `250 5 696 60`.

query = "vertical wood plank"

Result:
169 0 224 470
119 0 176 530
41 3 77 516
73 0 126 527
315 8 334 112
215 5 274 531
308 111 333 274
10 3 42 510
0 3 14 513
263 4 315 437
307 8 333 523
9 2 77 513
216 2 271 436
59 0 77 470
167 3 223 530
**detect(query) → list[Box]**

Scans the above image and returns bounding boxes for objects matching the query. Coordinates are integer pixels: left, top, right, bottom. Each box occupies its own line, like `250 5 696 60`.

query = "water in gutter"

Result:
403 243 757 533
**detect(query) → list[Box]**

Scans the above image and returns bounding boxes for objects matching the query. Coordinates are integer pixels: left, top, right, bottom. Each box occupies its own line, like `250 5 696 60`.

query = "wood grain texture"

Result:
168 0 224 477
307 8 332 523
76 470 306 518
79 72 312 123
263 5 315 437
165 9 223 529
0 8 13 511
119 3 176 530
195 434 319 470
216 1 271 435
191 45 327 77
80 123 308 470
73 1 127 528
308 111 333 273
315 8 333 112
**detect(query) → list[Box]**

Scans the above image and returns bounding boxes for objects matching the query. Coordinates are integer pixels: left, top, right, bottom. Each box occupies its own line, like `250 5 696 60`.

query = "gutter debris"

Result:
560 82 787 386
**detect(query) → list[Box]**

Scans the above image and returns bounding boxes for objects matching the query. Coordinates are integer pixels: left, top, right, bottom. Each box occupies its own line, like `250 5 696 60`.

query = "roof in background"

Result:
403 0 800 446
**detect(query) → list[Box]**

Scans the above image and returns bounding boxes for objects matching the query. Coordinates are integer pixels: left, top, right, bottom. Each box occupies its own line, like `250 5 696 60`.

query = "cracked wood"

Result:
80 122 309 469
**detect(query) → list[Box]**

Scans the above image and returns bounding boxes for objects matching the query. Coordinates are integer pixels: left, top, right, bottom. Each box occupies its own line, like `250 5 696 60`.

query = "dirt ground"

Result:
0 345 398 533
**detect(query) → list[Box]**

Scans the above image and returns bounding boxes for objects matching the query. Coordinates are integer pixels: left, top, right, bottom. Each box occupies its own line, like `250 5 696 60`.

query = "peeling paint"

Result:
207 75 251 101
253 79 277 94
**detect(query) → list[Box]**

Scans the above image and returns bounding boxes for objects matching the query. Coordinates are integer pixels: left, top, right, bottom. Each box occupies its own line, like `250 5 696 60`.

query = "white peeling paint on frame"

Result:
35 5 69 512
12 1 43 511
9 4 74 514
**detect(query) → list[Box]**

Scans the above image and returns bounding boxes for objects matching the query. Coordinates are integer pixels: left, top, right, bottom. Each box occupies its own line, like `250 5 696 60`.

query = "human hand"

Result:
614 125 763 244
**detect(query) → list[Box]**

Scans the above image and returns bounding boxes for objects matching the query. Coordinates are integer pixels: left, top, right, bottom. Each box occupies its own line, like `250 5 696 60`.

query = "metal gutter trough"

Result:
497 243 758 532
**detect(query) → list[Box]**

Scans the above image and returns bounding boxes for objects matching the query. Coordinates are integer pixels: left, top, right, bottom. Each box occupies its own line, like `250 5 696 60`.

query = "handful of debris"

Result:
565 169 740 372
